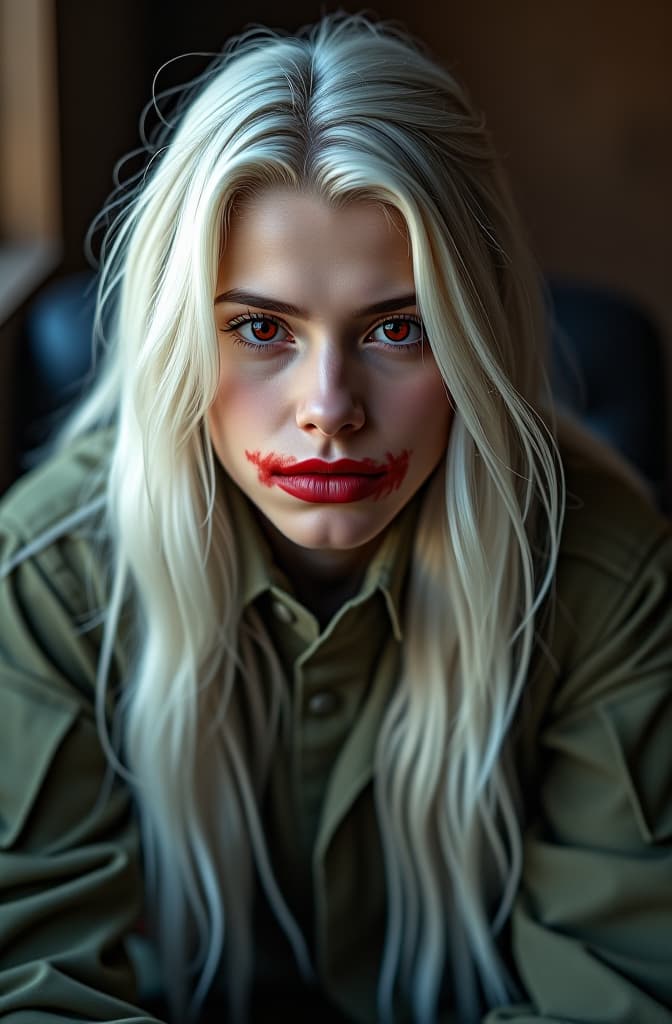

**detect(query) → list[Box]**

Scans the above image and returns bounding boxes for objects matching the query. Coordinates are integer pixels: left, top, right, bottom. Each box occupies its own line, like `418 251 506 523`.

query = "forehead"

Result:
217 188 415 307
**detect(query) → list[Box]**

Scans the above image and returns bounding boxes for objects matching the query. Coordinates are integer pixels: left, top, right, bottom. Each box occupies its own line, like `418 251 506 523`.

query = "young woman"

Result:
1 13 670 1024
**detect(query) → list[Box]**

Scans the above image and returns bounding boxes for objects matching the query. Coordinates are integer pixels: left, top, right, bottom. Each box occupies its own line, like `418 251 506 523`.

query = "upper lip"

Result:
272 458 386 476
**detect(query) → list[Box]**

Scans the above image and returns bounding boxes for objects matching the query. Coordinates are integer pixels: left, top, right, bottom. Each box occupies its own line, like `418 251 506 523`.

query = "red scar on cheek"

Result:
245 449 411 500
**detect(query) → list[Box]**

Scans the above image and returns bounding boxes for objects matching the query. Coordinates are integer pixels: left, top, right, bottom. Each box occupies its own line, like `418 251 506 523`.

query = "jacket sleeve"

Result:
484 528 672 1024
0 511 165 1023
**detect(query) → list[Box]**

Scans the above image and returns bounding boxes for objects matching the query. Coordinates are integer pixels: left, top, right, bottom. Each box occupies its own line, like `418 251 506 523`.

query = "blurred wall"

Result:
421 0 672 355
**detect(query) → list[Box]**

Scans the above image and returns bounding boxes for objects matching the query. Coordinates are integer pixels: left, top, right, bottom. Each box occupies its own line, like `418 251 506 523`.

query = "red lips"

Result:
265 457 386 476
245 449 410 503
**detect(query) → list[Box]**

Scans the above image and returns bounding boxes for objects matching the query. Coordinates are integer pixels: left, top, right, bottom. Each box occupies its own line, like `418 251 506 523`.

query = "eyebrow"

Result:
213 289 417 318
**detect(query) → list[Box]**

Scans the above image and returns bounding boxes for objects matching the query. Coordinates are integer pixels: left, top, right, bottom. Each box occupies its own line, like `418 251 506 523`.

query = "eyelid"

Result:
224 310 290 330
370 312 421 327
370 311 417 323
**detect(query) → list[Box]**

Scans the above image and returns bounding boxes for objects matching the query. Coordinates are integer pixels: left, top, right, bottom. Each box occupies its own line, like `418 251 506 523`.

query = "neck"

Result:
255 515 383 627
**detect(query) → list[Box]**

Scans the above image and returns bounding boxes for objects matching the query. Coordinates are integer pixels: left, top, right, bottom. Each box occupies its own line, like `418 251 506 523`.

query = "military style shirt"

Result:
1 430 671 1022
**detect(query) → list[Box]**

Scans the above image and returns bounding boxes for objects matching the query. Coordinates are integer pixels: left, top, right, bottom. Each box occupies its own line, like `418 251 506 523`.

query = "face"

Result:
208 188 452 576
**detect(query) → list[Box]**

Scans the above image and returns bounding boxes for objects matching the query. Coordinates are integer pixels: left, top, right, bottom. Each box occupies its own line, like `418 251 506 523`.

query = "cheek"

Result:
387 371 452 441
207 378 254 463
208 374 268 441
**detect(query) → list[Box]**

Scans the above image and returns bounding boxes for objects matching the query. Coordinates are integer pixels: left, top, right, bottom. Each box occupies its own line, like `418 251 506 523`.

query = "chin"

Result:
274 504 400 552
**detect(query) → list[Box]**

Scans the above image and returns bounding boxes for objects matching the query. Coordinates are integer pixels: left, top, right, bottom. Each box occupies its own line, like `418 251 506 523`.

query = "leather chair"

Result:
547 279 668 510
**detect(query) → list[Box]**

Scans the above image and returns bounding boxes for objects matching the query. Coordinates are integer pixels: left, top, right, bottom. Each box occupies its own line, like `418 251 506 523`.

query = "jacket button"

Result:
306 691 341 717
271 599 296 624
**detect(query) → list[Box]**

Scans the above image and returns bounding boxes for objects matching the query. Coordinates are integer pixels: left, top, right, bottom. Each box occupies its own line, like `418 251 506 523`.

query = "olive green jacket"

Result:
1 431 671 1023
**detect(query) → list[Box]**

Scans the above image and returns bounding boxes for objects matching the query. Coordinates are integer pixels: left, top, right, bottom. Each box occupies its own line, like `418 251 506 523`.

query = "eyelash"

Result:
221 311 425 352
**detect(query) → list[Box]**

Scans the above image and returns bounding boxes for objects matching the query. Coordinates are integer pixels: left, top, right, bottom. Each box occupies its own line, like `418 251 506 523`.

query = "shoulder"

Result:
557 425 670 585
511 435 672 1017
533 426 672 718
0 433 142 987
0 429 117 704
0 428 113 544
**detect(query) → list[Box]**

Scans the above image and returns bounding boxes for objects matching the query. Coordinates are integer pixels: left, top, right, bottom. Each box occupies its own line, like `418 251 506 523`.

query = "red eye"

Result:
224 313 293 347
368 317 423 347
383 320 411 342
251 318 279 342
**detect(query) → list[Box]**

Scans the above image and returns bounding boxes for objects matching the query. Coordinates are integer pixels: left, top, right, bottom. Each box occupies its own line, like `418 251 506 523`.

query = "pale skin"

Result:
208 188 453 623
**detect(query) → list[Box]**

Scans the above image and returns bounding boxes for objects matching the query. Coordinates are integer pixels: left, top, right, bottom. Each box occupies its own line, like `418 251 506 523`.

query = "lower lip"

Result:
272 473 388 503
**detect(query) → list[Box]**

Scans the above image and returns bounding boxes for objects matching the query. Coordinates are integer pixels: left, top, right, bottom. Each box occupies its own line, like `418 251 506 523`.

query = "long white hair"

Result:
28 14 564 1023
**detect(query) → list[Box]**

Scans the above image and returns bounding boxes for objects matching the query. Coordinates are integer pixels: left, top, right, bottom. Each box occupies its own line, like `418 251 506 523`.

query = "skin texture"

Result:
208 188 453 614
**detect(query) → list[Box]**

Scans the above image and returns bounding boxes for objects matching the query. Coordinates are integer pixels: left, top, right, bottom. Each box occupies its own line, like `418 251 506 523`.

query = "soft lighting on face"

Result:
208 187 452 569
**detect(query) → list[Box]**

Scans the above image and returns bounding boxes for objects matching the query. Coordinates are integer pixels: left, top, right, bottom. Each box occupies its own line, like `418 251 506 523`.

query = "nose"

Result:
294 343 365 437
